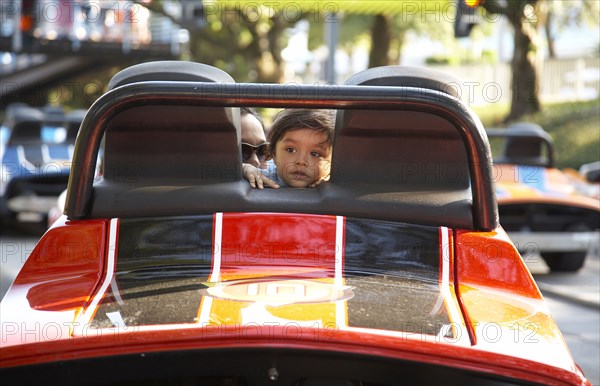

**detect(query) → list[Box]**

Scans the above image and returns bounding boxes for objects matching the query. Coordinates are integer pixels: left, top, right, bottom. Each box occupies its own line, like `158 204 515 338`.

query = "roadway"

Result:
527 249 600 385
1 228 599 385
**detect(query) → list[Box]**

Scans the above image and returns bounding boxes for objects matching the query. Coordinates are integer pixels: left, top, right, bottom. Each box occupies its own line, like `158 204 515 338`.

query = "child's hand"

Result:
242 164 280 189
308 176 329 188
308 174 330 188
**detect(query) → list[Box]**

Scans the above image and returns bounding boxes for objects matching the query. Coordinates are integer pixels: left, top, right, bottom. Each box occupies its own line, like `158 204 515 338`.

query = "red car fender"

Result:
1 217 109 348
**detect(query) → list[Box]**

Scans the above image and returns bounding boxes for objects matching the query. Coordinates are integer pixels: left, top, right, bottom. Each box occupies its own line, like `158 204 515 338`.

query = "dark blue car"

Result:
0 105 83 232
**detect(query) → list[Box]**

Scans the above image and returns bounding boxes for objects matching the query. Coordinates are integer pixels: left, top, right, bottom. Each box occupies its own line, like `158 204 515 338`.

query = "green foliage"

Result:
472 103 510 127
477 99 600 169
425 49 496 65
545 0 600 31
480 50 497 63
425 56 460 65
520 99 600 168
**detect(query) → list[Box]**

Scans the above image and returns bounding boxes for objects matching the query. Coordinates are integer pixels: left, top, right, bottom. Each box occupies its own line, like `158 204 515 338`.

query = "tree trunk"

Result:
481 0 543 123
393 29 407 64
545 10 556 58
368 15 391 68
259 14 287 83
505 14 541 122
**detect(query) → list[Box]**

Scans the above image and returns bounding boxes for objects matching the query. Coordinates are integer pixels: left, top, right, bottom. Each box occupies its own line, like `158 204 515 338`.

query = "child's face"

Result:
273 128 332 188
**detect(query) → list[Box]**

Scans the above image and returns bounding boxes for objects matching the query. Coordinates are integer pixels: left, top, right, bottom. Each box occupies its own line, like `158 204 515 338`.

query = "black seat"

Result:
5 106 44 146
64 110 87 143
3 107 45 167
100 61 241 184
329 66 474 229
42 105 65 129
493 122 554 167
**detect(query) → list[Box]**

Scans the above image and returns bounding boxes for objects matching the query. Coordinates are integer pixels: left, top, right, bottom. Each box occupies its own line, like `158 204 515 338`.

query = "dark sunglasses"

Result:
242 142 272 162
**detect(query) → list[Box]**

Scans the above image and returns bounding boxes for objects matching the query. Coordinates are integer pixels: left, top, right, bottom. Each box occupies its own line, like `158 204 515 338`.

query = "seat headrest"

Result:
344 65 463 100
107 61 235 90
8 121 43 145
5 107 44 145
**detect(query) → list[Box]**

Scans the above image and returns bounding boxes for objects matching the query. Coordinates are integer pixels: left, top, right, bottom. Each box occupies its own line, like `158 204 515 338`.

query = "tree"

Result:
459 0 599 122
141 1 302 82
309 6 454 72
540 1 600 59
478 0 543 122
539 1 556 58
369 15 392 67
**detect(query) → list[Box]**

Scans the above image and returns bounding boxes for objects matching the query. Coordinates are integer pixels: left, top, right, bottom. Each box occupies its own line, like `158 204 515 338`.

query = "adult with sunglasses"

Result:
241 107 271 169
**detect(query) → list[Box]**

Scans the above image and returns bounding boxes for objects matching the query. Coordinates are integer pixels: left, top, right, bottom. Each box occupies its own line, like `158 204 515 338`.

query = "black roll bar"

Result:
66 81 498 230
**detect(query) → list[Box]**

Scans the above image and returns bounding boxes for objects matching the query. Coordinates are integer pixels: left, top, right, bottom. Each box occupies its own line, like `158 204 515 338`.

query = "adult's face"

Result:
241 114 268 169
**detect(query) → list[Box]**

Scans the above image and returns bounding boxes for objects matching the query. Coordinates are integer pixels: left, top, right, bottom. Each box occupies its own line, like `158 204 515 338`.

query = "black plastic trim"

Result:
1 348 543 386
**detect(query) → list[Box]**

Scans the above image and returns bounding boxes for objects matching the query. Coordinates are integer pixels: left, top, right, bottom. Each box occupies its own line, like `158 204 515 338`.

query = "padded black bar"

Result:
88 182 475 229
67 81 497 230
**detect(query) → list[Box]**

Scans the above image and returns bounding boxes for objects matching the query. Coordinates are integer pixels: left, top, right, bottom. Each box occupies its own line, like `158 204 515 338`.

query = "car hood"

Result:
85 214 456 340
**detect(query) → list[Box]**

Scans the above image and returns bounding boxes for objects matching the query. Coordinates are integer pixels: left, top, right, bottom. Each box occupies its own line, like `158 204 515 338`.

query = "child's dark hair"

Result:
268 109 335 154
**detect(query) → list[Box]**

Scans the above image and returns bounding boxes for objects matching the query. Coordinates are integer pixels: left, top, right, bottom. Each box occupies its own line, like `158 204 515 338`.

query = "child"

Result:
242 108 335 189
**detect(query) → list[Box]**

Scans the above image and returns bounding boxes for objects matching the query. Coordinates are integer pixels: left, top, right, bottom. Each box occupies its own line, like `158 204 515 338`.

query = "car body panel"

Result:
1 215 588 385
455 229 576 370
495 164 600 210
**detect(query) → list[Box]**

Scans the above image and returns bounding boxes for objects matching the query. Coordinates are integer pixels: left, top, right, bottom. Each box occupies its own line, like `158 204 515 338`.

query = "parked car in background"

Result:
488 122 600 272
45 109 88 228
564 161 600 199
578 161 600 184
0 62 591 385
46 108 87 160
0 104 83 233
